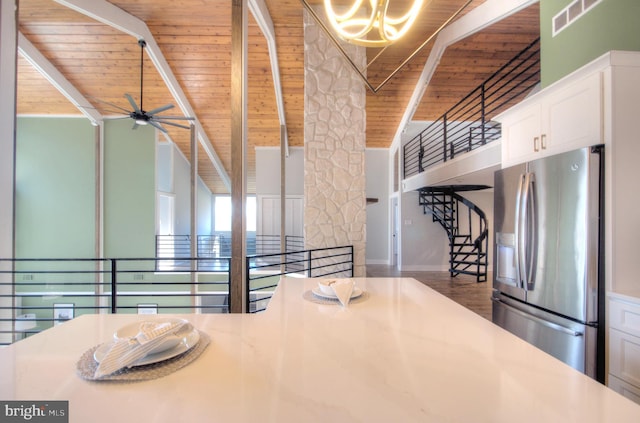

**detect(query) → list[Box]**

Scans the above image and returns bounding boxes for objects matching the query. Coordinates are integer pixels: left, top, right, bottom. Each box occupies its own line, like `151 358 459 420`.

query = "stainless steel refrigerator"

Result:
492 145 605 382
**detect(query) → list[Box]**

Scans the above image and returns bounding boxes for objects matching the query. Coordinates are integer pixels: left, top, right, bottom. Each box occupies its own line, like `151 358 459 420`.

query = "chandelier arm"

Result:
377 0 390 42
384 0 425 41
324 0 365 21
324 0 380 41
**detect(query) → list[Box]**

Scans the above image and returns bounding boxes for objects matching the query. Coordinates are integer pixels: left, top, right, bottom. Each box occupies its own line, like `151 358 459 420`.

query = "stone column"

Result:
303 9 366 277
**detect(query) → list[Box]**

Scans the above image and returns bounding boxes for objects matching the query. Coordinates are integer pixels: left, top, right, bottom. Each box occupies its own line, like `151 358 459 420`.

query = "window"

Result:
214 196 256 232
157 193 175 235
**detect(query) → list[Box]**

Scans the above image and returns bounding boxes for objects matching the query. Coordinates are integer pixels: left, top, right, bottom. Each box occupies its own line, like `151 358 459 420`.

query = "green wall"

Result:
16 117 157 259
541 0 640 87
15 117 96 258
14 118 229 326
103 119 156 258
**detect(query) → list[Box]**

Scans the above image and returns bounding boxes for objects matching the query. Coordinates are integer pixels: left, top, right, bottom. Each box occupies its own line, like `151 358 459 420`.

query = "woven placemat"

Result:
76 331 210 382
303 289 369 306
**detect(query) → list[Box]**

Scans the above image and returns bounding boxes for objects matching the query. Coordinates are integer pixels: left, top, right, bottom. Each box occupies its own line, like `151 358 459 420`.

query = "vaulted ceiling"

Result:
15 0 540 194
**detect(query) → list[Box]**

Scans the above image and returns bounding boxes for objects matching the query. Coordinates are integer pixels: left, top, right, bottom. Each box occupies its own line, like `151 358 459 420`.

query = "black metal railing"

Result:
246 245 354 313
404 37 540 178
156 234 304 271
156 234 232 264
0 257 231 345
0 243 354 343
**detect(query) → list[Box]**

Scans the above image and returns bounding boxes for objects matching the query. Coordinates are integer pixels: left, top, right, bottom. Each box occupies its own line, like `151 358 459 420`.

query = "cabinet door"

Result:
500 102 541 167
543 72 602 155
609 328 640 388
610 297 640 338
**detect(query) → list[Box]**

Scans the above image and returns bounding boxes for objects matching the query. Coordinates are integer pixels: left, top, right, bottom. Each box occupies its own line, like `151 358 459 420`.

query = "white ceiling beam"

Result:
248 0 289 156
18 32 102 125
391 0 539 151
54 0 231 191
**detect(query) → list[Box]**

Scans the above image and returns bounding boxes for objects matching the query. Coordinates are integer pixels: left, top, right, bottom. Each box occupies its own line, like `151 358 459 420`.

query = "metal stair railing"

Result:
418 187 489 282
404 37 540 179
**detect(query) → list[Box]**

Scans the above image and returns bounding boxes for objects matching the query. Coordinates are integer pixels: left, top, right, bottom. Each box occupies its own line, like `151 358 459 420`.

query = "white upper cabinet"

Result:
498 70 602 167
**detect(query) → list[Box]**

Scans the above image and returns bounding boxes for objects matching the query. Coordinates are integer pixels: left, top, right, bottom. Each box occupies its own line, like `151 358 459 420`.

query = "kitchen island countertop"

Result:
2 277 639 422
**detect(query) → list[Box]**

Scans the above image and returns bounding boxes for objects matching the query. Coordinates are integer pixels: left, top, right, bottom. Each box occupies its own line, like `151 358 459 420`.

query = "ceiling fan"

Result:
94 39 195 133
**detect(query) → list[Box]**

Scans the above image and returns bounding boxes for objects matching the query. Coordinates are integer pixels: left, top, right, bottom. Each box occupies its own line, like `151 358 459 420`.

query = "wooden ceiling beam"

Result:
54 0 232 191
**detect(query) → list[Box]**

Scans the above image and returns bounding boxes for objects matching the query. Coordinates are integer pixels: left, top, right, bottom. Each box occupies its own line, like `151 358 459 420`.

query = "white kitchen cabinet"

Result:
499 71 602 167
499 101 541 166
609 295 640 405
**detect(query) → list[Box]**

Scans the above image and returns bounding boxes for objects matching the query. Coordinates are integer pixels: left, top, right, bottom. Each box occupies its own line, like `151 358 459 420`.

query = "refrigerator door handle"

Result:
492 297 584 337
514 173 526 289
523 172 537 291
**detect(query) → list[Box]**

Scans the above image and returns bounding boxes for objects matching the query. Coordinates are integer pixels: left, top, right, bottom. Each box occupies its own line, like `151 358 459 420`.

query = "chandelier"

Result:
323 0 425 47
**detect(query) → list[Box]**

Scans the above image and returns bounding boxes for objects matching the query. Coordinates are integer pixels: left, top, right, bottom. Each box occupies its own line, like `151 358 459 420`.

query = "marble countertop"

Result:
2 277 639 422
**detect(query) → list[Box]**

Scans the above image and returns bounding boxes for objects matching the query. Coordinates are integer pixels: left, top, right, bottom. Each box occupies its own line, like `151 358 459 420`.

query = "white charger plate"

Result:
312 286 363 300
94 326 200 367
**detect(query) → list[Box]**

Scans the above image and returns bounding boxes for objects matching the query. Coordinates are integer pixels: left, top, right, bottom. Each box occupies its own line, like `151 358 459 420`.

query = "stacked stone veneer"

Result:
303 9 366 277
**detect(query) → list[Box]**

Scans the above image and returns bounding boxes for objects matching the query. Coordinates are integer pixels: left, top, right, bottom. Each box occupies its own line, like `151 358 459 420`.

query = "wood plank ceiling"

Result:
15 0 539 194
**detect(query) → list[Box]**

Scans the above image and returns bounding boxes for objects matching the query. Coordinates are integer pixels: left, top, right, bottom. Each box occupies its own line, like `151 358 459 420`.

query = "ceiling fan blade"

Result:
125 93 141 113
155 119 192 130
132 121 139 130
146 103 175 115
148 120 168 133
153 115 196 120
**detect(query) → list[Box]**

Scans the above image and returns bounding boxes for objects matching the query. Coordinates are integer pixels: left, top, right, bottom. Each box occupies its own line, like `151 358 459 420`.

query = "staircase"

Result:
418 185 489 282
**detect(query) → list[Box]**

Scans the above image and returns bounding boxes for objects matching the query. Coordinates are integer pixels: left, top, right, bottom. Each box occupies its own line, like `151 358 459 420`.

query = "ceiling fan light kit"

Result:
323 0 424 47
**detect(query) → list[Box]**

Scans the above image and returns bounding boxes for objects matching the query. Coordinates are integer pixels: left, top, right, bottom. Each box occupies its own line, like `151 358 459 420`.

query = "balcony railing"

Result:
0 257 231 345
155 234 304 271
246 245 354 313
0 244 353 344
403 37 540 179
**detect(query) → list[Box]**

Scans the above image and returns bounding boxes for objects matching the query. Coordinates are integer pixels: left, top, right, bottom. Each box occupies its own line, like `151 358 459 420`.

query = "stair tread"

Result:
419 188 488 283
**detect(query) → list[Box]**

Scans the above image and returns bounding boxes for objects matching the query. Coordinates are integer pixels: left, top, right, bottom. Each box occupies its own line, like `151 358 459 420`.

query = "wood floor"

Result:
366 265 494 321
